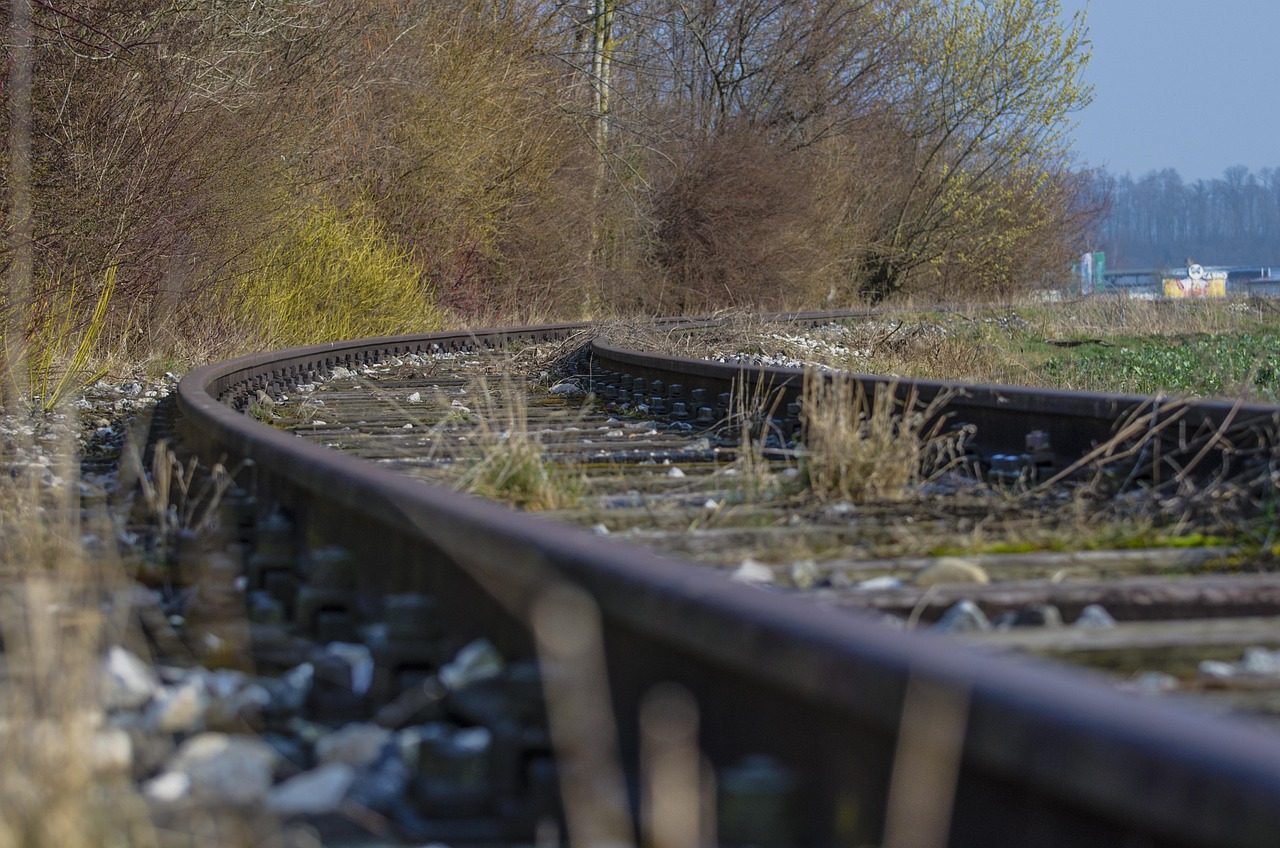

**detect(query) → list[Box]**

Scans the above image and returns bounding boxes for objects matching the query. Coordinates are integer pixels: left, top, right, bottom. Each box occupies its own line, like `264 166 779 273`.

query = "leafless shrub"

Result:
643 130 825 313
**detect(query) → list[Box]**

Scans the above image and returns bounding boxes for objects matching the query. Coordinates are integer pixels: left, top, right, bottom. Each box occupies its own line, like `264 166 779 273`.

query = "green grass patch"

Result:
929 529 1232 558
1038 331 1280 399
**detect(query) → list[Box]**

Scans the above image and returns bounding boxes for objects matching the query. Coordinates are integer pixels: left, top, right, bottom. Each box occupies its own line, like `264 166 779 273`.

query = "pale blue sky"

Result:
1056 1 1280 181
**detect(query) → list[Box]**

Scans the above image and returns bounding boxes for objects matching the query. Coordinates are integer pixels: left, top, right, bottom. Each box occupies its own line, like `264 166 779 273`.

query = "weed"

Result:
453 377 586 511
247 393 277 423
798 370 962 502
719 373 791 502
120 438 237 550
1040 331 1280 399
0 419 157 848
266 394 326 427
22 267 118 411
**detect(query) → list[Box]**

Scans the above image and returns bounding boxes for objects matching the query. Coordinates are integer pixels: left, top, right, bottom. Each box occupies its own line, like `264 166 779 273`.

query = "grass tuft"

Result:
21 267 118 411
455 377 586 511
721 374 790 502
0 422 157 848
799 369 960 502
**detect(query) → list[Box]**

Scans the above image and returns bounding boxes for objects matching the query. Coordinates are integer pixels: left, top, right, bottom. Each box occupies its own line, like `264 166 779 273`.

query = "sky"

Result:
1055 1 1280 182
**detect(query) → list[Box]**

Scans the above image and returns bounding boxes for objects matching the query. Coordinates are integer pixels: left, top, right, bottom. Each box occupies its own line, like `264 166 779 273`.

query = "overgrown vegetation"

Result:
25 267 117 410
0 413 145 847
799 371 961 501
682 300 1280 402
234 204 445 348
1041 331 1280 399
0 0 1098 398
453 379 587 511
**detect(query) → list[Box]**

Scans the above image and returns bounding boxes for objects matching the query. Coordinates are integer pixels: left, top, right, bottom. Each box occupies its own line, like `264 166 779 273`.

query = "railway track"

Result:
175 314 1280 847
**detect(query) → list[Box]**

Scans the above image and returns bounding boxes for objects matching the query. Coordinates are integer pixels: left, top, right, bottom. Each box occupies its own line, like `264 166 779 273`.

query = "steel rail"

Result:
591 339 1280 479
179 319 1280 847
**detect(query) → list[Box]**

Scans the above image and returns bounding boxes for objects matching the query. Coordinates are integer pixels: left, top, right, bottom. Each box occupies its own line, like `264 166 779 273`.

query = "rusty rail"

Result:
178 319 1280 847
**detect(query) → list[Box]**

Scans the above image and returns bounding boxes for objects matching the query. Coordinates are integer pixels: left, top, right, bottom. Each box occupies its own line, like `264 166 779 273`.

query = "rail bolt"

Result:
295 546 360 642
1025 429 1056 470
717 755 799 847
245 511 299 613
406 724 494 818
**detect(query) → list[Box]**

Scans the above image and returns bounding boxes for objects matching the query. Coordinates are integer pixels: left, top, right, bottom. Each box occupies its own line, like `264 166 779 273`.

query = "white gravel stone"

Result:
267 762 357 816
929 600 991 633
1240 647 1280 677
549 382 584 396
168 732 281 805
1197 660 1237 682
144 770 192 803
146 678 208 734
99 646 160 711
93 726 135 774
854 576 902 591
788 560 821 590
323 642 375 696
315 723 392 769
439 639 504 690
1074 604 1117 628
731 559 775 584
264 662 314 715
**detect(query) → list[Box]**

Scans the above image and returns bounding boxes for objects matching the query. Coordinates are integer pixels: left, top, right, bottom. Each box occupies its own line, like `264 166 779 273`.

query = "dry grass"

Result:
0 378 264 848
452 376 587 511
0 419 156 848
799 370 962 502
719 374 792 503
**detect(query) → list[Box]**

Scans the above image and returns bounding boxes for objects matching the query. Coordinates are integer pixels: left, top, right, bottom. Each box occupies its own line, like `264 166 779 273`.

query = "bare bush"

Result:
641 130 825 313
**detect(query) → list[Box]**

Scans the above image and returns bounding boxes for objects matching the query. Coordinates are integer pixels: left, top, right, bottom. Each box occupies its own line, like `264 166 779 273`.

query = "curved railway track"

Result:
176 314 1280 847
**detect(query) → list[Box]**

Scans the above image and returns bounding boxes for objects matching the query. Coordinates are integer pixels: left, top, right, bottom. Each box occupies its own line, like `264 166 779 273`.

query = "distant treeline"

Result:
1091 167 1280 269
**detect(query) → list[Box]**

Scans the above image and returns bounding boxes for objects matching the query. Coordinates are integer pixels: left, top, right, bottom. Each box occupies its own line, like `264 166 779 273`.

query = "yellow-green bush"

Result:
18 267 117 411
233 204 444 347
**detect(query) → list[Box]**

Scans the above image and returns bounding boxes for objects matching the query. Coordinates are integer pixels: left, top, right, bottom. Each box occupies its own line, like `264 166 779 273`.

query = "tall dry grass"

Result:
452 376 588 511
0 418 156 848
799 370 961 502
